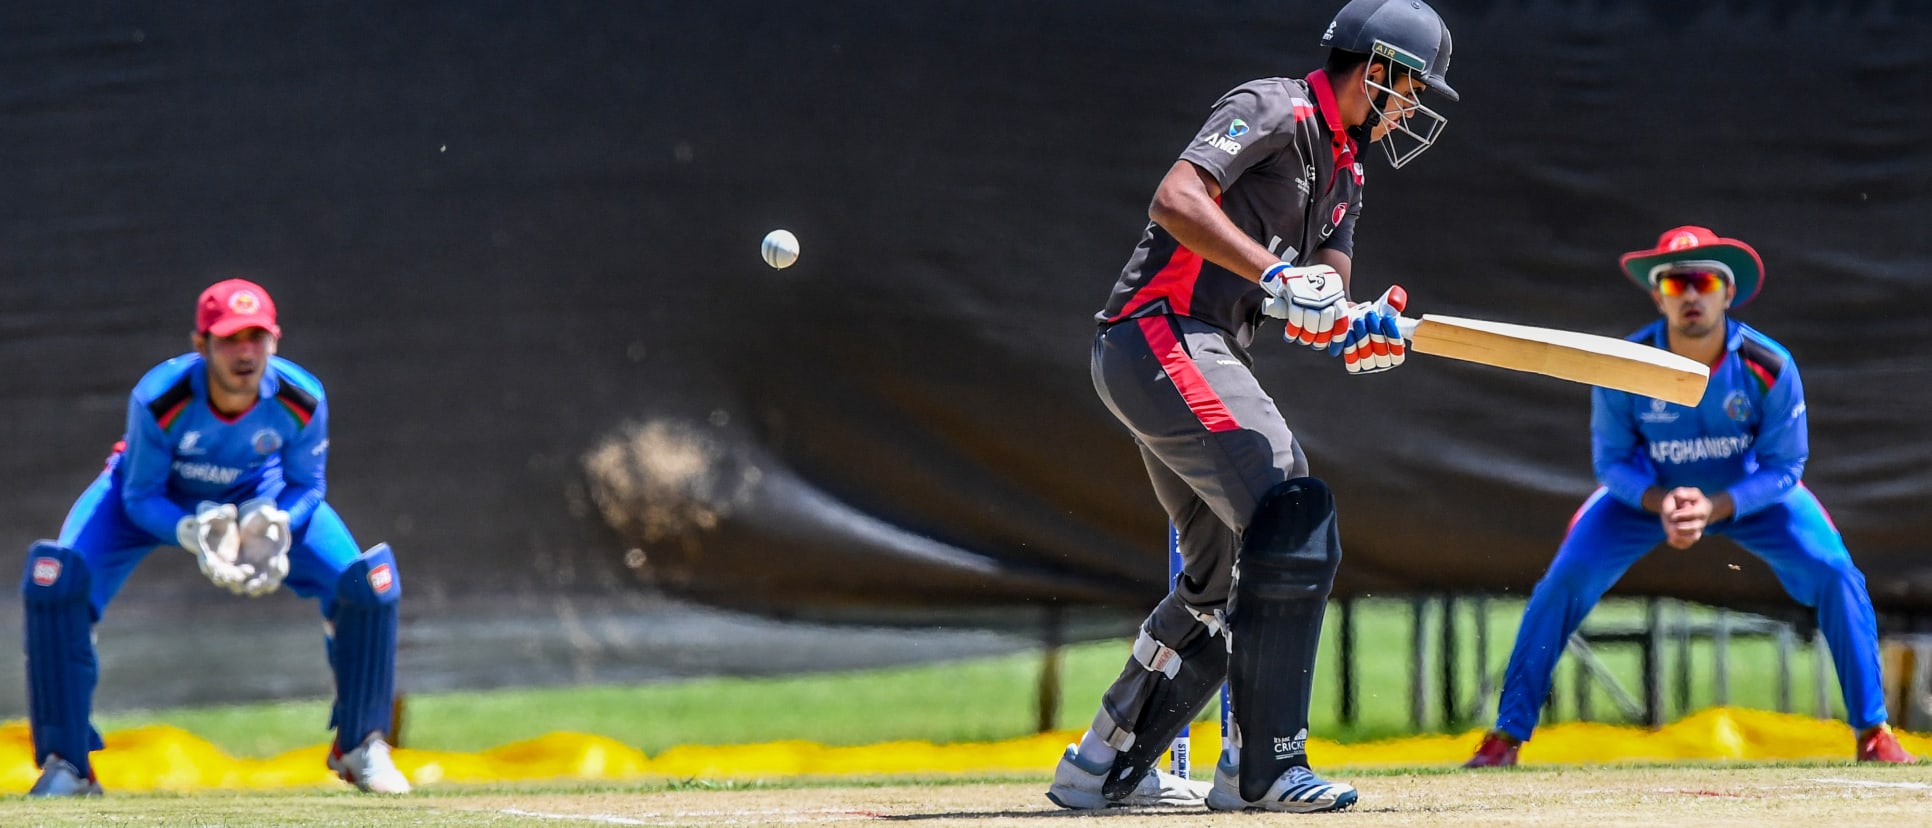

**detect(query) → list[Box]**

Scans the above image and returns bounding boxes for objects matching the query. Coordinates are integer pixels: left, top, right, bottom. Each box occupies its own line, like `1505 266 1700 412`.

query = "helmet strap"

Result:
1348 87 1389 143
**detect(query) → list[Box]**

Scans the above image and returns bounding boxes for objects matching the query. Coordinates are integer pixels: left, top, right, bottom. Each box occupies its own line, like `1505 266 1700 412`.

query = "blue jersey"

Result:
1591 319 1806 519
112 353 330 541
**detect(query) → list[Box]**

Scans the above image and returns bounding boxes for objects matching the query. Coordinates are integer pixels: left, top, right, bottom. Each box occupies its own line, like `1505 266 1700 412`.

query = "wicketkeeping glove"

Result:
1339 285 1408 375
1259 263 1349 352
235 498 293 597
177 501 248 594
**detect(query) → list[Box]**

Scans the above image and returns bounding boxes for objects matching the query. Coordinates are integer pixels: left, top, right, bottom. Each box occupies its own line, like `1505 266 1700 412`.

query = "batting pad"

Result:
328 543 401 753
20 541 104 775
1229 478 1342 802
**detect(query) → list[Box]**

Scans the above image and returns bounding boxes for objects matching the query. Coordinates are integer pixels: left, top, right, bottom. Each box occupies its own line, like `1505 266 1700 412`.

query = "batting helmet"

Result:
1320 0 1458 102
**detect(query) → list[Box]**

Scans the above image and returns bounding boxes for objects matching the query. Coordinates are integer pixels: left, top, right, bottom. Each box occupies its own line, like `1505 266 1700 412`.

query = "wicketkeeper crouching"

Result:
21 279 409 796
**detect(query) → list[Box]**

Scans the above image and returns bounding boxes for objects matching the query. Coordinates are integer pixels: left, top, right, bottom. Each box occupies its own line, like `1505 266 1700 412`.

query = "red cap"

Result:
196 279 281 337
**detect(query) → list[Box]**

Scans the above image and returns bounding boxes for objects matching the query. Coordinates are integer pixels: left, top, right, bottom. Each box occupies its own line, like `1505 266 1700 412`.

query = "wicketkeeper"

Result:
21 279 410 796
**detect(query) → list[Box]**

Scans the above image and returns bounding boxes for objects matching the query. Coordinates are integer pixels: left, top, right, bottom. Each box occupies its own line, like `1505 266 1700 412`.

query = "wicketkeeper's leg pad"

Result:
1094 595 1229 799
327 543 401 753
20 542 104 776
1228 477 1342 803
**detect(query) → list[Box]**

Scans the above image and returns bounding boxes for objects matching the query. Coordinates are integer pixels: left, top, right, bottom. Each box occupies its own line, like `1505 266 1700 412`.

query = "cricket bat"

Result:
1396 313 1710 406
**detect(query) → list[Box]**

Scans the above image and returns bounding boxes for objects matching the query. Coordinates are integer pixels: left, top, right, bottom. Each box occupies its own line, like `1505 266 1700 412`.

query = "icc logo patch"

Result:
1724 390 1752 423
252 428 283 455
369 563 395 594
31 557 62 586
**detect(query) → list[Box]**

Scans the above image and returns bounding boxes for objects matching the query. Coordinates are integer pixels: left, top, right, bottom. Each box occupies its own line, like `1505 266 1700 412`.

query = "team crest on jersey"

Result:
31 557 61 586
228 290 262 314
1331 203 1348 225
252 428 284 455
1724 390 1752 423
1639 397 1680 424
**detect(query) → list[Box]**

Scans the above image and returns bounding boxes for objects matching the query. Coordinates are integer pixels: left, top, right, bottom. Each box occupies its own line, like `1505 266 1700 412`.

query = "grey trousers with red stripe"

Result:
1081 314 1311 773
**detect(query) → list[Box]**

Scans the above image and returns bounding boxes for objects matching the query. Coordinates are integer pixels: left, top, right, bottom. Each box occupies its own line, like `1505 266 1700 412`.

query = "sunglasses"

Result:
1655 270 1728 297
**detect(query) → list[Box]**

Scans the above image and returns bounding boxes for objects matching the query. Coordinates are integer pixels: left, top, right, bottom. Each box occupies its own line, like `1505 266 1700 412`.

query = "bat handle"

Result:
1397 315 1419 341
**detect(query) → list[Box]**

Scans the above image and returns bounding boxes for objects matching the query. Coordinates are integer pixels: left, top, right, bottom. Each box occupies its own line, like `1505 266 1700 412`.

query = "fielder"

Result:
22 279 411 796
1464 226 1918 767
1048 0 1459 812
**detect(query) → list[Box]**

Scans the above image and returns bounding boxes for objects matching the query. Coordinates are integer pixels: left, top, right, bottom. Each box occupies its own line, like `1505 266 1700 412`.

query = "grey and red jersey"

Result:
1097 70 1365 350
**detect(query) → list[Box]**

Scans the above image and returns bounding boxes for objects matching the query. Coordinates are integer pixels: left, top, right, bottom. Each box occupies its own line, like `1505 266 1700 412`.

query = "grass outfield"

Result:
7 764 1930 826
92 598 1844 758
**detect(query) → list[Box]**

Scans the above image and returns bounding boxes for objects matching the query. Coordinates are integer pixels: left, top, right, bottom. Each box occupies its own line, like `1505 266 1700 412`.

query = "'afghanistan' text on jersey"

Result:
113 353 331 541
1592 320 1807 519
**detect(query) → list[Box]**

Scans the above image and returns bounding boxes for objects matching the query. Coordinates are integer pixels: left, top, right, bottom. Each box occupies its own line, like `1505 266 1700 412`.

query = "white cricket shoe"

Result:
27 755 102 798
1206 755 1357 813
1044 743 1210 810
328 731 412 794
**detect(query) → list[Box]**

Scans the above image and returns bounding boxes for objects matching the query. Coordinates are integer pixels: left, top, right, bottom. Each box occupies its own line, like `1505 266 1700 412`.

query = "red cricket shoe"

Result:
1857 724 1919 763
1462 731 1520 768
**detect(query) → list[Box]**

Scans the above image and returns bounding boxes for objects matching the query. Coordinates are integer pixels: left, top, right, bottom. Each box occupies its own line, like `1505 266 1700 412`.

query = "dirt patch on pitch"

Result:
443 765 1932 827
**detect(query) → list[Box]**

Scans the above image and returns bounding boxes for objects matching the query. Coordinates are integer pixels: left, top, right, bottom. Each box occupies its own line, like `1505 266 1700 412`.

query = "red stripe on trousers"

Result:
1137 316 1240 433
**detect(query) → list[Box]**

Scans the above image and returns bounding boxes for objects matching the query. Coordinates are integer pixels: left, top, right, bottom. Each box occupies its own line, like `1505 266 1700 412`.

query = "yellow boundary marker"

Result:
1 708 1922 791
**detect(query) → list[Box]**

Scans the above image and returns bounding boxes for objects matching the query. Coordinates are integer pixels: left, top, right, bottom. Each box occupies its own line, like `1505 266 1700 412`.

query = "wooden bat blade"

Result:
1402 314 1710 406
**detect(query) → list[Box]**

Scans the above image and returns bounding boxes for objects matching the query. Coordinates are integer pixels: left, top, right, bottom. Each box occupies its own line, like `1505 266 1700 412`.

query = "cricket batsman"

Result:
1464 226 1919 766
21 279 411 795
1047 0 1459 812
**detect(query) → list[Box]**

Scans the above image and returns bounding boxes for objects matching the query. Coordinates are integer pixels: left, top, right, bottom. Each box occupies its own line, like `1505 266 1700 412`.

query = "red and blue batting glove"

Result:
1337 286 1408 374
1260 262 1349 352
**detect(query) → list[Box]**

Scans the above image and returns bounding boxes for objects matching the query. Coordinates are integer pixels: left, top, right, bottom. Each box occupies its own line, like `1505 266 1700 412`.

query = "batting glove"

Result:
1339 286 1408 374
236 498 293 597
1259 263 1349 352
178 501 248 594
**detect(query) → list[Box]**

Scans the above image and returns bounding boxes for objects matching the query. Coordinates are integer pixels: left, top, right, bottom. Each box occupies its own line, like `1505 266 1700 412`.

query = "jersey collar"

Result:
1305 70 1359 179
1646 318 1743 354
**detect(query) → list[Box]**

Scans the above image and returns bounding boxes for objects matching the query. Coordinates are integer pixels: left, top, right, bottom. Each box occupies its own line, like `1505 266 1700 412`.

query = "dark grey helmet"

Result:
1320 0 1458 102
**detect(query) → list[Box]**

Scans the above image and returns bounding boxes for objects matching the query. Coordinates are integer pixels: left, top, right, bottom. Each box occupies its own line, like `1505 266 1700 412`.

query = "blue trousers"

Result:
27 470 371 773
1494 486 1887 740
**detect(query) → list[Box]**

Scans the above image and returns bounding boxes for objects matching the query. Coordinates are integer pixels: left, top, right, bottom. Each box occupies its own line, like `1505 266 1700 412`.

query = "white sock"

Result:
1077 729 1118 766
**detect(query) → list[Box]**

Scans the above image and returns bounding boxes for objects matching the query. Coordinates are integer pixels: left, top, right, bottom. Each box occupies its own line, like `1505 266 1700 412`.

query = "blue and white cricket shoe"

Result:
1206 755 1357 813
27 755 102 798
1045 744 1210 809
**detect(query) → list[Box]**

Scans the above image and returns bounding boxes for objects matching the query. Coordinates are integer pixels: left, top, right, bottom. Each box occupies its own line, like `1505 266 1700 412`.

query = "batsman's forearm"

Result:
1148 164 1279 280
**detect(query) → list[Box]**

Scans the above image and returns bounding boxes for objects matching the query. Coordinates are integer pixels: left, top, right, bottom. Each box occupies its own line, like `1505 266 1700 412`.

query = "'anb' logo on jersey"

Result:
1202 131 1241 156
1226 119 1249 138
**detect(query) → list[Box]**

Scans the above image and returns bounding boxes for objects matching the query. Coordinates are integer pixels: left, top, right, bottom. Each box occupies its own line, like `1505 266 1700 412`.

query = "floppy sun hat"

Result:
1618 225 1765 306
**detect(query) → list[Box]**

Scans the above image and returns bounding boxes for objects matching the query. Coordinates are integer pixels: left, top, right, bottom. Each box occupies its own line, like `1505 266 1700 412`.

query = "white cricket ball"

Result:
761 229 799 269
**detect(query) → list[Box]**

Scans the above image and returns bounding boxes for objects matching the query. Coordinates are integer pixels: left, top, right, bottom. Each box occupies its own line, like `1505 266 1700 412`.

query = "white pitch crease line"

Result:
499 807 881 825
1809 777 1932 790
500 810 653 826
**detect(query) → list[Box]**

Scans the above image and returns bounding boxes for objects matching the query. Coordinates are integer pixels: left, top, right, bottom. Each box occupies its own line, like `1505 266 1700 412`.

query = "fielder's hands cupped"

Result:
1340 286 1408 374
1660 487 1712 549
178 501 249 594
236 498 293 597
1259 263 1349 351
